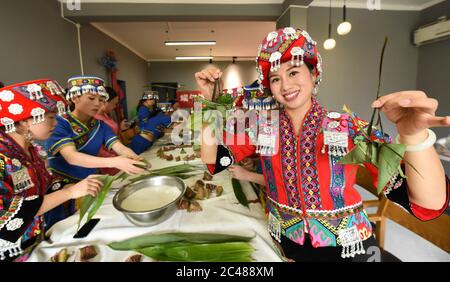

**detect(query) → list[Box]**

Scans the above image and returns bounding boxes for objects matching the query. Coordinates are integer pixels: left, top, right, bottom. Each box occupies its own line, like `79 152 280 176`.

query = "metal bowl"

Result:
113 176 186 226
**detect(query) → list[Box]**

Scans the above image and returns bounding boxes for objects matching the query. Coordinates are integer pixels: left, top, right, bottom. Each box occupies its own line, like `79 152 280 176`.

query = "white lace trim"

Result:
25 195 39 201
268 196 363 215
6 218 24 231
0 197 24 231
383 173 403 196
0 238 22 260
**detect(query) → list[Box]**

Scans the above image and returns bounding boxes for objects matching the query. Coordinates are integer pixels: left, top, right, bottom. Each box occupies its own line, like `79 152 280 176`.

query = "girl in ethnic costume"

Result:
129 91 172 154
44 76 145 227
196 27 450 261
0 79 102 261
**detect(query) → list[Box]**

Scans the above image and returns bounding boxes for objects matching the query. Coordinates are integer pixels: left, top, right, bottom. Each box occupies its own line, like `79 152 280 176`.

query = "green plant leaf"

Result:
232 178 249 208
77 172 131 231
339 142 370 165
77 195 95 230
137 241 254 262
377 143 406 193
108 232 255 250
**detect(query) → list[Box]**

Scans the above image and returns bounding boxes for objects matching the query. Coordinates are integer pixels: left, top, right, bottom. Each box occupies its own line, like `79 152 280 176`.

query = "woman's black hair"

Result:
137 92 158 109
64 88 75 112
304 61 314 73
0 81 4 88
137 98 145 109
105 86 118 102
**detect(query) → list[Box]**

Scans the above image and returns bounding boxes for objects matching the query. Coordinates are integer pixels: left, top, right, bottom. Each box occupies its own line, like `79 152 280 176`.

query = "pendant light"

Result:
323 0 336 50
337 0 352 35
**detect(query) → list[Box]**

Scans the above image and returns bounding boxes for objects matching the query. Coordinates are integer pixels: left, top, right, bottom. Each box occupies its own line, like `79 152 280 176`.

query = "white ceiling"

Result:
73 0 444 9
310 0 445 10
88 0 445 61
92 21 276 61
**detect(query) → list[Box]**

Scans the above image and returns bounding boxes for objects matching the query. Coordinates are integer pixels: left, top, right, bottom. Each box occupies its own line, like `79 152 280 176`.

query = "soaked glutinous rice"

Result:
121 185 181 211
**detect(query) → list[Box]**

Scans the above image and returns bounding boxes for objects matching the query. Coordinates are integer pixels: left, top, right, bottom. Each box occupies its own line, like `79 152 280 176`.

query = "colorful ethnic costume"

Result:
206 28 450 261
0 79 67 261
44 76 118 226
129 91 171 154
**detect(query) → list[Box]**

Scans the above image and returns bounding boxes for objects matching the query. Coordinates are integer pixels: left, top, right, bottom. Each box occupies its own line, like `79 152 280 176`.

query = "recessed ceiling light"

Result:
175 56 214 60
165 41 216 46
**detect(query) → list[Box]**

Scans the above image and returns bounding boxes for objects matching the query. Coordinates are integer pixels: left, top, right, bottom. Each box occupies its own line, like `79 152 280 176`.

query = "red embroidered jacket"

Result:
0 131 64 260
207 99 449 248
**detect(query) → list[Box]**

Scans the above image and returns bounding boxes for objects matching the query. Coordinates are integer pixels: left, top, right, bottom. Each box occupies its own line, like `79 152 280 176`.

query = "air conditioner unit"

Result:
414 17 450 46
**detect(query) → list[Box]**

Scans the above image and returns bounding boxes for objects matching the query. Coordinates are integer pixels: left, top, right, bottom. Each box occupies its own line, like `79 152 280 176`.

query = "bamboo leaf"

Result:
163 242 254 262
232 178 249 208
370 143 380 167
137 242 254 262
377 143 406 193
339 142 370 165
108 232 255 250
77 195 95 230
77 173 127 231
86 175 115 224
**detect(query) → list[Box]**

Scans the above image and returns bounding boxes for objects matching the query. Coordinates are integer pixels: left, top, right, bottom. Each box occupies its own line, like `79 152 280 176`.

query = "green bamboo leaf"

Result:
377 143 406 194
108 232 255 250
380 143 421 176
164 242 254 262
114 171 129 183
339 142 370 165
232 178 249 208
77 175 110 230
370 143 380 166
86 175 115 224
77 195 95 230
137 242 254 262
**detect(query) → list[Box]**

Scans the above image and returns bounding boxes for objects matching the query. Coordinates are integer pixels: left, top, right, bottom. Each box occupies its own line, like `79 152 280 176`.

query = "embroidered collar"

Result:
0 130 35 168
279 98 325 210
66 112 98 136
280 98 324 137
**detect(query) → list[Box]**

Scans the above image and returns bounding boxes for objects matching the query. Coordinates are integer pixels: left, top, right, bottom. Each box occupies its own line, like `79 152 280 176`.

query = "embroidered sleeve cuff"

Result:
0 195 43 246
206 131 256 175
207 145 235 175
385 175 450 221
46 179 66 194
49 139 75 156
105 136 119 150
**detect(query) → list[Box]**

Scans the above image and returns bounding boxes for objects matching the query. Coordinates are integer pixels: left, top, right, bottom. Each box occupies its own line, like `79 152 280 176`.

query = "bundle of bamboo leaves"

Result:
186 80 235 132
338 37 418 194
108 232 255 262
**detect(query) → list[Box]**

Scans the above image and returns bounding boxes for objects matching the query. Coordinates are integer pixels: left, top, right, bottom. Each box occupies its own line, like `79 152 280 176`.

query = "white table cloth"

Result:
28 136 282 262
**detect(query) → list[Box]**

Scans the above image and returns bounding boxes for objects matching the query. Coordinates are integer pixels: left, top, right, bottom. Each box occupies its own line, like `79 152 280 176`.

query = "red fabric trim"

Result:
410 177 450 221
207 163 216 175
223 131 256 163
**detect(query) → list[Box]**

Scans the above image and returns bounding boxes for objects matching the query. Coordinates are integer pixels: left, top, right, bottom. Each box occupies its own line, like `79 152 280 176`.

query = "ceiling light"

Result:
175 56 214 60
165 41 216 46
337 0 352 35
323 0 336 50
323 38 336 50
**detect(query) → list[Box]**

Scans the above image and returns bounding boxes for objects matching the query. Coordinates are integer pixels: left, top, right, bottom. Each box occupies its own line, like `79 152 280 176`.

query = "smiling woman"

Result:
196 27 450 262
